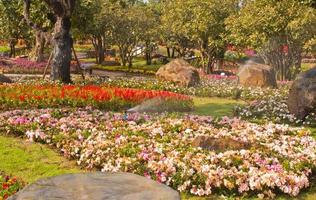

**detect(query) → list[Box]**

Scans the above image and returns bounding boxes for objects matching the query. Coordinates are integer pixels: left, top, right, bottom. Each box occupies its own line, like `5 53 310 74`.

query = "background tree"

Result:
23 0 53 62
226 0 316 80
108 3 156 68
162 0 238 73
0 0 31 57
73 0 110 64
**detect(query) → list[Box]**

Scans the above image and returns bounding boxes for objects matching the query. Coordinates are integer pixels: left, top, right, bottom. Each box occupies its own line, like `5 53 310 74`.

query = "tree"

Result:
73 0 110 64
0 0 31 57
226 0 316 80
24 0 76 83
162 0 238 73
23 0 53 62
108 3 156 68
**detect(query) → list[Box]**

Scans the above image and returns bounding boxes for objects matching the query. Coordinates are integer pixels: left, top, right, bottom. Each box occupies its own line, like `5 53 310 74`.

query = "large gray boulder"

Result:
237 61 277 88
9 172 180 200
288 67 316 119
156 59 200 87
0 74 12 83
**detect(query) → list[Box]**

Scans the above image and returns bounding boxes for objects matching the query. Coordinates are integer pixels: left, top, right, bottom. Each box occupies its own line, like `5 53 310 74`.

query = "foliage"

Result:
226 0 316 80
161 0 238 72
0 0 31 57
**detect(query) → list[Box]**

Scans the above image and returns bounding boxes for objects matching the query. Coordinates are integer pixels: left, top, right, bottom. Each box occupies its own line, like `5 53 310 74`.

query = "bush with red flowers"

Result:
0 173 24 200
0 84 193 111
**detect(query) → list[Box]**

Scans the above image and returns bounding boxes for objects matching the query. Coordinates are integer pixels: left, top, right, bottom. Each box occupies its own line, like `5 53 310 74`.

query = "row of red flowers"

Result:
0 173 24 200
0 84 193 111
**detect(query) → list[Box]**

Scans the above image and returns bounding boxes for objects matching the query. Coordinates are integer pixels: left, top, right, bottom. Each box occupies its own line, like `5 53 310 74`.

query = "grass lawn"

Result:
302 63 315 72
0 46 10 53
193 97 245 117
0 135 82 183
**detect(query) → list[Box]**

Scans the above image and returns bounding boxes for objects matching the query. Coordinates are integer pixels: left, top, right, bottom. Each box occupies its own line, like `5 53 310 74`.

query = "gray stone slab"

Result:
9 172 180 200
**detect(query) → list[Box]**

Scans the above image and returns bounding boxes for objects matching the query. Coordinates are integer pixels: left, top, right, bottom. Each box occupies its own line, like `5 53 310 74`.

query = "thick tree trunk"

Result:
50 17 72 83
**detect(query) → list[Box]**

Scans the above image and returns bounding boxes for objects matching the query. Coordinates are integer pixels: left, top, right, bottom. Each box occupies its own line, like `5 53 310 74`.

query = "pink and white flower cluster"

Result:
1 108 315 198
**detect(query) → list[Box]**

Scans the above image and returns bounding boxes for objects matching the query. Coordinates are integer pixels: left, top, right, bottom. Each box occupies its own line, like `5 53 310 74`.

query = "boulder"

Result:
192 136 251 152
237 62 277 88
156 59 200 87
9 172 180 200
0 74 12 83
127 97 192 113
288 67 316 119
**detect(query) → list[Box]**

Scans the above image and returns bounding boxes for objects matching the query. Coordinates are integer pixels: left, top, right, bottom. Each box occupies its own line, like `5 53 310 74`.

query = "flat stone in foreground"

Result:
9 172 180 200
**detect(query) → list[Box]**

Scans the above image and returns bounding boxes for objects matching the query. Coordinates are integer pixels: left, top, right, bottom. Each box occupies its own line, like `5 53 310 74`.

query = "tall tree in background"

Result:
162 0 238 73
0 0 31 57
23 0 53 62
226 0 316 80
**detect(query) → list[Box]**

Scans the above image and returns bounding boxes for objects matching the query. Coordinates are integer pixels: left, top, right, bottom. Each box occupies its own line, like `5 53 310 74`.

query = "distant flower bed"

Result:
234 91 316 127
0 58 79 74
0 84 192 111
0 173 24 199
1 108 315 198
103 77 290 101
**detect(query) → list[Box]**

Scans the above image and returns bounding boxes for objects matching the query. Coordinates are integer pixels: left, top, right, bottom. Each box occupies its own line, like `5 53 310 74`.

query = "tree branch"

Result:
23 0 46 32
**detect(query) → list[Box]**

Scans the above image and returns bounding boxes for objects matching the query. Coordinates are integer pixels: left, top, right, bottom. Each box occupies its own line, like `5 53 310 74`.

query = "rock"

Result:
127 97 192 113
288 67 316 119
237 61 277 88
156 59 200 87
9 172 180 200
0 74 13 83
192 136 251 151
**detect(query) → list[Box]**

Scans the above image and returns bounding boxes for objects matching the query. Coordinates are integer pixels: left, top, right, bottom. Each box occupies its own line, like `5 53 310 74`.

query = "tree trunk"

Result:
9 39 16 58
50 17 72 83
31 31 46 62
171 48 175 58
95 37 104 64
145 42 152 65
167 47 171 58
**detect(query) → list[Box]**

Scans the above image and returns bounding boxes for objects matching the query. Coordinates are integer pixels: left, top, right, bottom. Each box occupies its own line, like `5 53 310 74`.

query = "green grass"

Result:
0 46 10 53
302 63 315 72
0 135 82 183
193 97 245 117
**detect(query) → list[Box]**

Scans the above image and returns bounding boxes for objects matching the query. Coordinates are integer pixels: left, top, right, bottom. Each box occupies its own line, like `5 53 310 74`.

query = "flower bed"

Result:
0 84 192 111
103 77 290 101
1 108 315 198
0 173 24 200
0 58 79 74
234 92 316 127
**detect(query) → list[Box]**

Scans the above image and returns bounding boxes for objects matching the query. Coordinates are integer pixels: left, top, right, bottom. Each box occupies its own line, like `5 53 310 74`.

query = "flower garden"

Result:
0 75 316 199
